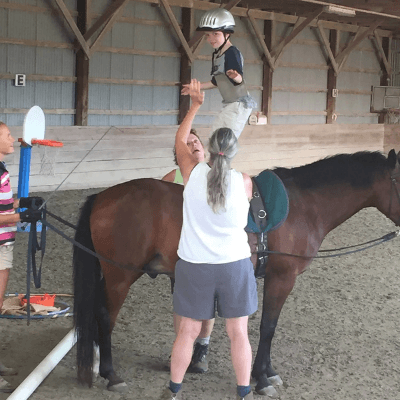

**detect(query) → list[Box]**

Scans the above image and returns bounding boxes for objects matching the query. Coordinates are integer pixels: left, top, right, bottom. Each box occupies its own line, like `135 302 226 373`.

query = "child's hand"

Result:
226 69 242 83
181 84 190 95
189 79 204 106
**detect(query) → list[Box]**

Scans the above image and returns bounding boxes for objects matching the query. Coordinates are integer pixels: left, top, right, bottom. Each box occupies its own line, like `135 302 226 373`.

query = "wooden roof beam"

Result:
54 0 91 58
316 20 339 76
336 20 383 71
83 0 129 44
297 0 400 23
247 9 275 70
159 0 194 63
271 8 324 62
373 31 393 77
89 0 130 56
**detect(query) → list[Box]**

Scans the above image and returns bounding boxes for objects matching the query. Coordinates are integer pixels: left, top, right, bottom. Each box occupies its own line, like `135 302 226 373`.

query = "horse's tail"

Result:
73 194 100 386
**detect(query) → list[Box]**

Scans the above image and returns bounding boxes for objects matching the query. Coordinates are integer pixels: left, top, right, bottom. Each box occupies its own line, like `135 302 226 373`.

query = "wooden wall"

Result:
4 123 388 193
384 124 400 154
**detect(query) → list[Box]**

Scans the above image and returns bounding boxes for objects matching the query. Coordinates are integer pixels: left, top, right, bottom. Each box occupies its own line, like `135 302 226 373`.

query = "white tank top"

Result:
178 162 251 264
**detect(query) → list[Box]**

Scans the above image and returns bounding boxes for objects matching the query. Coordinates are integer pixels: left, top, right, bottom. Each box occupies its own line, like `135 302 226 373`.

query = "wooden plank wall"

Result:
383 124 400 154
4 123 386 193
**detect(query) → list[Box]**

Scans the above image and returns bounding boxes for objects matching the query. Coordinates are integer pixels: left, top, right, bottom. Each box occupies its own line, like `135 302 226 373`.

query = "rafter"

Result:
247 9 275 70
159 0 194 63
316 20 339 76
271 8 323 62
83 0 129 44
89 0 130 56
336 20 383 71
54 0 91 58
373 31 393 76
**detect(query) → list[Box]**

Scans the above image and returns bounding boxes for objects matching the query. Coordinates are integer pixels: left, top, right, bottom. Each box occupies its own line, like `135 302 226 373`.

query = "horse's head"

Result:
387 149 400 226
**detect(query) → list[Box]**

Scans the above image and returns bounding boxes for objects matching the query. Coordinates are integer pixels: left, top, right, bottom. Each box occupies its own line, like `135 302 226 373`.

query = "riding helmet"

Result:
197 8 235 33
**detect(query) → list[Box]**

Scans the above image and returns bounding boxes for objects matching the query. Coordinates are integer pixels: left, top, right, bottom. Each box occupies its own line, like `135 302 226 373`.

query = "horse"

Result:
73 149 400 396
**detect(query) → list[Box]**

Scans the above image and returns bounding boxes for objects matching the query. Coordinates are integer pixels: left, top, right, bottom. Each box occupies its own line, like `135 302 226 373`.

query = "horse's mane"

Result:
273 151 389 189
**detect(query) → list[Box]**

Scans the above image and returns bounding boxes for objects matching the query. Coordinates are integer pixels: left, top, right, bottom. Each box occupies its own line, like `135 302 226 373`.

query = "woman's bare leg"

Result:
170 316 202 383
226 316 251 386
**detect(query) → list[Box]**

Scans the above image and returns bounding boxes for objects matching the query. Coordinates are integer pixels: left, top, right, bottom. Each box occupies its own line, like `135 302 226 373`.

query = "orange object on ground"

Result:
21 294 56 307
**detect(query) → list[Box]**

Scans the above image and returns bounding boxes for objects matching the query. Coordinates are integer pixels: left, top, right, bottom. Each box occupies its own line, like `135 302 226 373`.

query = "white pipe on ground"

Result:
7 329 76 400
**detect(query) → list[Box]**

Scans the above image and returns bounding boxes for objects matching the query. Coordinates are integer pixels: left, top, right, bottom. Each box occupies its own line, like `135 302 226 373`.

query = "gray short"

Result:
173 258 258 320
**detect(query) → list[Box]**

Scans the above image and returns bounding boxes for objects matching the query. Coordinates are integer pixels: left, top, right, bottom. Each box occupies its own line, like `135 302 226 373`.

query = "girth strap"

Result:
250 178 268 278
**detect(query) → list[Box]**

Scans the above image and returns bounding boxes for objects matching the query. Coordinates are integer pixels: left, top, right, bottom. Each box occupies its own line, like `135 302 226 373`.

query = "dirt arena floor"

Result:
1 187 400 400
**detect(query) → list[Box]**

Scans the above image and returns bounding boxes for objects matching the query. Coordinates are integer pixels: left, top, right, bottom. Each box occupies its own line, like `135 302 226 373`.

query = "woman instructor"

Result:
161 80 257 400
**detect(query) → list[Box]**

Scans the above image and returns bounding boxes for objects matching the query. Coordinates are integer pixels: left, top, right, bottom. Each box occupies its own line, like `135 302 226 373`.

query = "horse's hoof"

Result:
107 382 128 393
256 384 279 398
267 375 283 387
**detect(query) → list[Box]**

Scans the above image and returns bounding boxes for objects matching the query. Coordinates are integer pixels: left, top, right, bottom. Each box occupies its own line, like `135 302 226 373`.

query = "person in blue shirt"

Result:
181 8 256 139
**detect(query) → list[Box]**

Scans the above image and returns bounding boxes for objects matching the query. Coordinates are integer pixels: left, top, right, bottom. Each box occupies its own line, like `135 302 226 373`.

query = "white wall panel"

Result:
7 44 36 74
155 25 180 52
7 80 35 108
111 22 135 49
37 11 73 42
90 52 112 78
110 53 134 80
89 84 111 110
110 85 132 110
132 86 153 110
132 55 155 80
8 10 36 39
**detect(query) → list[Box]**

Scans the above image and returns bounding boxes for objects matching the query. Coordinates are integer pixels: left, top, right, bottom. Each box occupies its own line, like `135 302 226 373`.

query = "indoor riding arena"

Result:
1 1 400 399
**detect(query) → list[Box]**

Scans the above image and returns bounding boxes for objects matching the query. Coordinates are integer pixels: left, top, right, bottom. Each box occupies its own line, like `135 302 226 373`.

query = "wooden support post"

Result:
326 29 338 124
179 7 193 124
75 0 90 126
378 36 391 124
262 20 274 123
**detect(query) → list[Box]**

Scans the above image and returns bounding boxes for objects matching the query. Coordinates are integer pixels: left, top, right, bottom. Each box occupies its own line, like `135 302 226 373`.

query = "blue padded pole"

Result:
17 143 35 232
18 144 32 200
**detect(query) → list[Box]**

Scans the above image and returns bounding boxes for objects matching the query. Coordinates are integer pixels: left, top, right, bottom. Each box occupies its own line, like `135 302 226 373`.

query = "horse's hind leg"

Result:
97 266 141 392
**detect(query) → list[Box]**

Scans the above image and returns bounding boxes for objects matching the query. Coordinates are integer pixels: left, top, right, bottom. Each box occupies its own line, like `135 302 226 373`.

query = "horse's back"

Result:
89 178 183 271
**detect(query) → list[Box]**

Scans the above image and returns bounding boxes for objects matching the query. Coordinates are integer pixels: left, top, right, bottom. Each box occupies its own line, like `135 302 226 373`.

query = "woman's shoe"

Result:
237 391 254 400
160 386 183 399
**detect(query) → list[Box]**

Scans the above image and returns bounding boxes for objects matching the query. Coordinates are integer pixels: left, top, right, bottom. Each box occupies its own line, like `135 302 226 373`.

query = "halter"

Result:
389 170 400 226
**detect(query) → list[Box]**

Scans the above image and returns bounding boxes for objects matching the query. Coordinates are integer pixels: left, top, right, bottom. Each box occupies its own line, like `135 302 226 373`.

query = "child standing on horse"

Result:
0 122 44 393
181 8 256 139
161 80 257 400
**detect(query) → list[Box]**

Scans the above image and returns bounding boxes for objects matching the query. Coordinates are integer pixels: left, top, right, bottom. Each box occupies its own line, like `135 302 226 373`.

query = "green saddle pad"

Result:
246 170 289 233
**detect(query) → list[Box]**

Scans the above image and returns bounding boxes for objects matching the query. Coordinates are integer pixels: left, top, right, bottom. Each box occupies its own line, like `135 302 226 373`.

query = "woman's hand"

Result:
189 79 204 106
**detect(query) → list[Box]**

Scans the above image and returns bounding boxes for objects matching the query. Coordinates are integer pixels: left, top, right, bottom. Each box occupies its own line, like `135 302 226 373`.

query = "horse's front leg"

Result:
252 262 297 397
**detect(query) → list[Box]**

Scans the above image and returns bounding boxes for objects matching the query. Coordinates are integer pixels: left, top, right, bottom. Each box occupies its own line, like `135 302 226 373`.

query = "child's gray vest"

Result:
212 51 249 104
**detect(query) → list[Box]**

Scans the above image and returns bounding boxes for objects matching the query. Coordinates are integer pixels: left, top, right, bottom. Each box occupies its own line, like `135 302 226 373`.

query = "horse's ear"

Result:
388 149 397 168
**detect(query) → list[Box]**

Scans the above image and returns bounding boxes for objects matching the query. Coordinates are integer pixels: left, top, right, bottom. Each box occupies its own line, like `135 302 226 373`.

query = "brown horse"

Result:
73 149 400 396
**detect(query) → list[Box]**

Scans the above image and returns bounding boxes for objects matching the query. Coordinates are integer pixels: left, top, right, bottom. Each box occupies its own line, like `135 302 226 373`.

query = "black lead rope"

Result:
25 207 47 325
265 230 400 260
23 208 398 323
